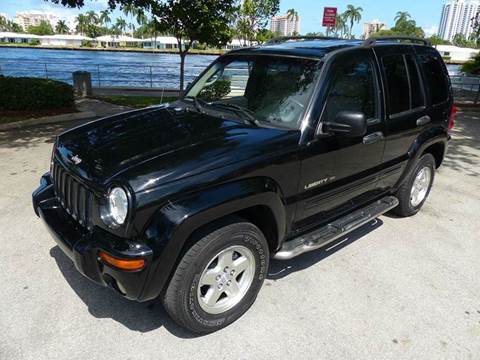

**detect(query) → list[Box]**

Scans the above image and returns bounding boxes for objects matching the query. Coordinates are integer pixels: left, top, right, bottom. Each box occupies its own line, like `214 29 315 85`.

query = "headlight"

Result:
103 187 129 227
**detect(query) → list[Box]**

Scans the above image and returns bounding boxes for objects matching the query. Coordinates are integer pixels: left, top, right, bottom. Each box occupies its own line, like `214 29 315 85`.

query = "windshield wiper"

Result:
209 102 259 126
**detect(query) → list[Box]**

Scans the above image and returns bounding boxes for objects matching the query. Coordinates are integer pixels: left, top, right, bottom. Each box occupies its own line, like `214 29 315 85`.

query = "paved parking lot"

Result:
1 111 479 360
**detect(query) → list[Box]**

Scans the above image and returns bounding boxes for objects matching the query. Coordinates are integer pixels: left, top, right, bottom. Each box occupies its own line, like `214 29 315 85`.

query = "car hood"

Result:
56 104 299 192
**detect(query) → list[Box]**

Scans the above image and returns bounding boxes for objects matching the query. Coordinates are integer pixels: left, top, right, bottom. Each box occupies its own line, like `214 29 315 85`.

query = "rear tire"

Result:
163 217 269 334
393 153 436 217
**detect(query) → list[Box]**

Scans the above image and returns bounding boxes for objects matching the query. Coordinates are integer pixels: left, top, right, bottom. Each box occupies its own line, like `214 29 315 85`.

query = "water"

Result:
0 47 218 88
0 48 471 89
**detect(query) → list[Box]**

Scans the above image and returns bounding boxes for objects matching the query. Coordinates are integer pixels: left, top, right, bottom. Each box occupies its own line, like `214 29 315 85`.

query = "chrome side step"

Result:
273 196 399 260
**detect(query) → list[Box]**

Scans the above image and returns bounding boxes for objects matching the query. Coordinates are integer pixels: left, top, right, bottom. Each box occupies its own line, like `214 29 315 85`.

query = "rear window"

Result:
418 53 449 104
382 54 425 116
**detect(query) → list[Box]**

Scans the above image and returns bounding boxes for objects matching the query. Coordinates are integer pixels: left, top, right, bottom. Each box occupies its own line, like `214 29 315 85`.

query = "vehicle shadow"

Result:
442 109 480 177
49 246 197 338
268 218 383 280
0 119 91 149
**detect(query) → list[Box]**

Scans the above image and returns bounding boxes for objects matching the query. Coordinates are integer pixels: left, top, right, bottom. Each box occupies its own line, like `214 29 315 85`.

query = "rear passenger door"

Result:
295 49 385 230
415 47 452 126
374 46 428 190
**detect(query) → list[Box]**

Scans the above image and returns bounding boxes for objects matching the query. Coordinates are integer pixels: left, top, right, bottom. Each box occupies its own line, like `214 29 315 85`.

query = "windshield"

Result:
185 55 322 129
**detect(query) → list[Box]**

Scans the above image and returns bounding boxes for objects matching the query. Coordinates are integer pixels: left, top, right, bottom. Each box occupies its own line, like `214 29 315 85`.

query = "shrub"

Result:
29 39 40 45
461 53 480 74
198 78 231 101
0 76 74 111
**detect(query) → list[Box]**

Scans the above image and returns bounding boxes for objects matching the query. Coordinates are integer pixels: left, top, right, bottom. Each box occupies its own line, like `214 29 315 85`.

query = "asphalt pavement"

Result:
0 110 479 359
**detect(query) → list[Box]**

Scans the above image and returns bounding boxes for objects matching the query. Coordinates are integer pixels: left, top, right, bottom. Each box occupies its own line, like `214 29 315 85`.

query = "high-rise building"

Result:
363 20 386 38
14 11 59 31
270 14 301 36
438 0 480 41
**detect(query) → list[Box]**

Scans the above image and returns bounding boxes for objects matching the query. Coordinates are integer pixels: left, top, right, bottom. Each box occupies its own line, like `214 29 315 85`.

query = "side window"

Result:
321 58 377 123
382 54 425 116
405 55 425 109
418 53 449 104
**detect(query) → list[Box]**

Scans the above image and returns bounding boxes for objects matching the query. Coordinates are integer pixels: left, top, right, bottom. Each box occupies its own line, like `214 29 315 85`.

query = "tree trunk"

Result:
179 51 186 97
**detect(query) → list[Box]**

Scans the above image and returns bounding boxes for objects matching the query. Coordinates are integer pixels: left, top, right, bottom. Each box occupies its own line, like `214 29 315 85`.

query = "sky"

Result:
0 0 445 37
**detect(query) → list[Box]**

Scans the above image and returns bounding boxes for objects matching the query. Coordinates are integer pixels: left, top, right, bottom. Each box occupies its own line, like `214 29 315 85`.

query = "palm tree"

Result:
286 8 299 36
394 11 411 26
343 5 363 38
55 20 69 34
334 14 347 38
115 17 127 35
75 14 87 35
99 10 111 28
122 3 138 36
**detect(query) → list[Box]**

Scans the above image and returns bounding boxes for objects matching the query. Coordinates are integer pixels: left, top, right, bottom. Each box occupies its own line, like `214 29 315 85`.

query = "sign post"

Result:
322 7 337 28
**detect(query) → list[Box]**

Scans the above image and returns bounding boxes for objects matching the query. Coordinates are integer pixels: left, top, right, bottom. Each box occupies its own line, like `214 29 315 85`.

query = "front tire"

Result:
163 217 269 334
393 153 436 217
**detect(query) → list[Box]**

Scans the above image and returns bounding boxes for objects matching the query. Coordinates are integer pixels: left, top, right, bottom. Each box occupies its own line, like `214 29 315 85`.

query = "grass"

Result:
0 107 77 125
97 95 177 108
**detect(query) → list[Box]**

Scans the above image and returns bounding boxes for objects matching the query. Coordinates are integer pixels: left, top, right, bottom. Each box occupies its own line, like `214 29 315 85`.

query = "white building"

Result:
14 11 59 31
142 36 180 49
436 44 479 62
270 14 301 36
363 20 386 38
0 32 39 44
438 0 480 41
95 35 144 48
40 34 92 47
0 32 91 46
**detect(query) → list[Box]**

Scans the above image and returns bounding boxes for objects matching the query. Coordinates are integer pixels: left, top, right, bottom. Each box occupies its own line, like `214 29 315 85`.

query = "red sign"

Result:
322 7 337 27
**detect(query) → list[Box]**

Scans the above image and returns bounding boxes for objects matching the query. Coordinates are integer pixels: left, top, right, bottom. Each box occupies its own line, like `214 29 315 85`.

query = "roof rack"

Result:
362 36 432 47
265 35 348 45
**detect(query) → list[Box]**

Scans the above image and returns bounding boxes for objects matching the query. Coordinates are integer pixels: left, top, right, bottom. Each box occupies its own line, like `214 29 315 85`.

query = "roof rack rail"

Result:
362 36 432 47
265 35 348 45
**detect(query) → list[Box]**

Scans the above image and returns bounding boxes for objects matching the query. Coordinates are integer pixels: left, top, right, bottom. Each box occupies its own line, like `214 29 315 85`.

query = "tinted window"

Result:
322 59 377 123
383 55 425 115
405 55 425 109
383 55 410 114
419 53 449 104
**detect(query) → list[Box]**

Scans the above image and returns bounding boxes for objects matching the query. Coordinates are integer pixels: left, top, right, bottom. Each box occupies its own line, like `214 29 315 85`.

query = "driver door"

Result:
295 49 386 231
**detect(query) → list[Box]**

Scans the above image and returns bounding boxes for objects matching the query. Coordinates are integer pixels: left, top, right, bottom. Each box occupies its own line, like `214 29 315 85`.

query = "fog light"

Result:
98 251 145 271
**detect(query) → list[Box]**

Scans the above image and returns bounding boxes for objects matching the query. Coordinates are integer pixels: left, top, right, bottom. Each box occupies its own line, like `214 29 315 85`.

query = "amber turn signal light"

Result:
98 251 145 271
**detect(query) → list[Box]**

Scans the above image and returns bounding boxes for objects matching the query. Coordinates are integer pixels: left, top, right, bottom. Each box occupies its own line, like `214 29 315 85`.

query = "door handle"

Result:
416 115 431 126
363 131 384 145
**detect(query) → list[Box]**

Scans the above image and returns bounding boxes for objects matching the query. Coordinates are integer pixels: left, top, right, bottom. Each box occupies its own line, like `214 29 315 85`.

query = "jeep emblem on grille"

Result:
71 154 82 165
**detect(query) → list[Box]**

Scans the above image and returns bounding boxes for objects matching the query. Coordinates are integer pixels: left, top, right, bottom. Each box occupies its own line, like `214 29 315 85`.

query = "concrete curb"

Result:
0 110 96 131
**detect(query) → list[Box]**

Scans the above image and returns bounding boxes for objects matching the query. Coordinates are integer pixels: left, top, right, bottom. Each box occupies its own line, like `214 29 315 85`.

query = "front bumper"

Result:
33 173 153 301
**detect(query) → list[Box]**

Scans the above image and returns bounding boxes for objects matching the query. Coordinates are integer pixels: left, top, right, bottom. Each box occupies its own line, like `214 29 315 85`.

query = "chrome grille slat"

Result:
52 159 93 229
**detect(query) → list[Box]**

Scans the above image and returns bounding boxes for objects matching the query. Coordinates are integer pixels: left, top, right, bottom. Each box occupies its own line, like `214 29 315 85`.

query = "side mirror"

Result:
322 111 367 137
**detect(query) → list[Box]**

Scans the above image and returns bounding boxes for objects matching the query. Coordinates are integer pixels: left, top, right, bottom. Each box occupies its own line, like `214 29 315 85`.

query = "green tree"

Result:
114 17 127 34
99 10 111 27
236 0 280 44
343 5 363 38
334 14 348 38
394 11 411 24
375 11 425 38
453 33 468 47
55 20 69 34
429 34 451 46
28 20 54 35
255 28 276 44
0 16 22 32
153 0 237 93
46 0 237 92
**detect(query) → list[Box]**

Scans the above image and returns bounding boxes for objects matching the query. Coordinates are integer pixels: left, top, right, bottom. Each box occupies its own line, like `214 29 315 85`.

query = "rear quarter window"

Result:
382 54 425 116
418 52 449 104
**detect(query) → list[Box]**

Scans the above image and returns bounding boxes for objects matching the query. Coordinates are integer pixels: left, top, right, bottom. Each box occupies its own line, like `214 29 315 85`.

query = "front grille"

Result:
52 160 94 229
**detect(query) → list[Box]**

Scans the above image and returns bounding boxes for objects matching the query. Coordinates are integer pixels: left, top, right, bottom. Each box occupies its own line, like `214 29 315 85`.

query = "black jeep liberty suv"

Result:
33 36 454 334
